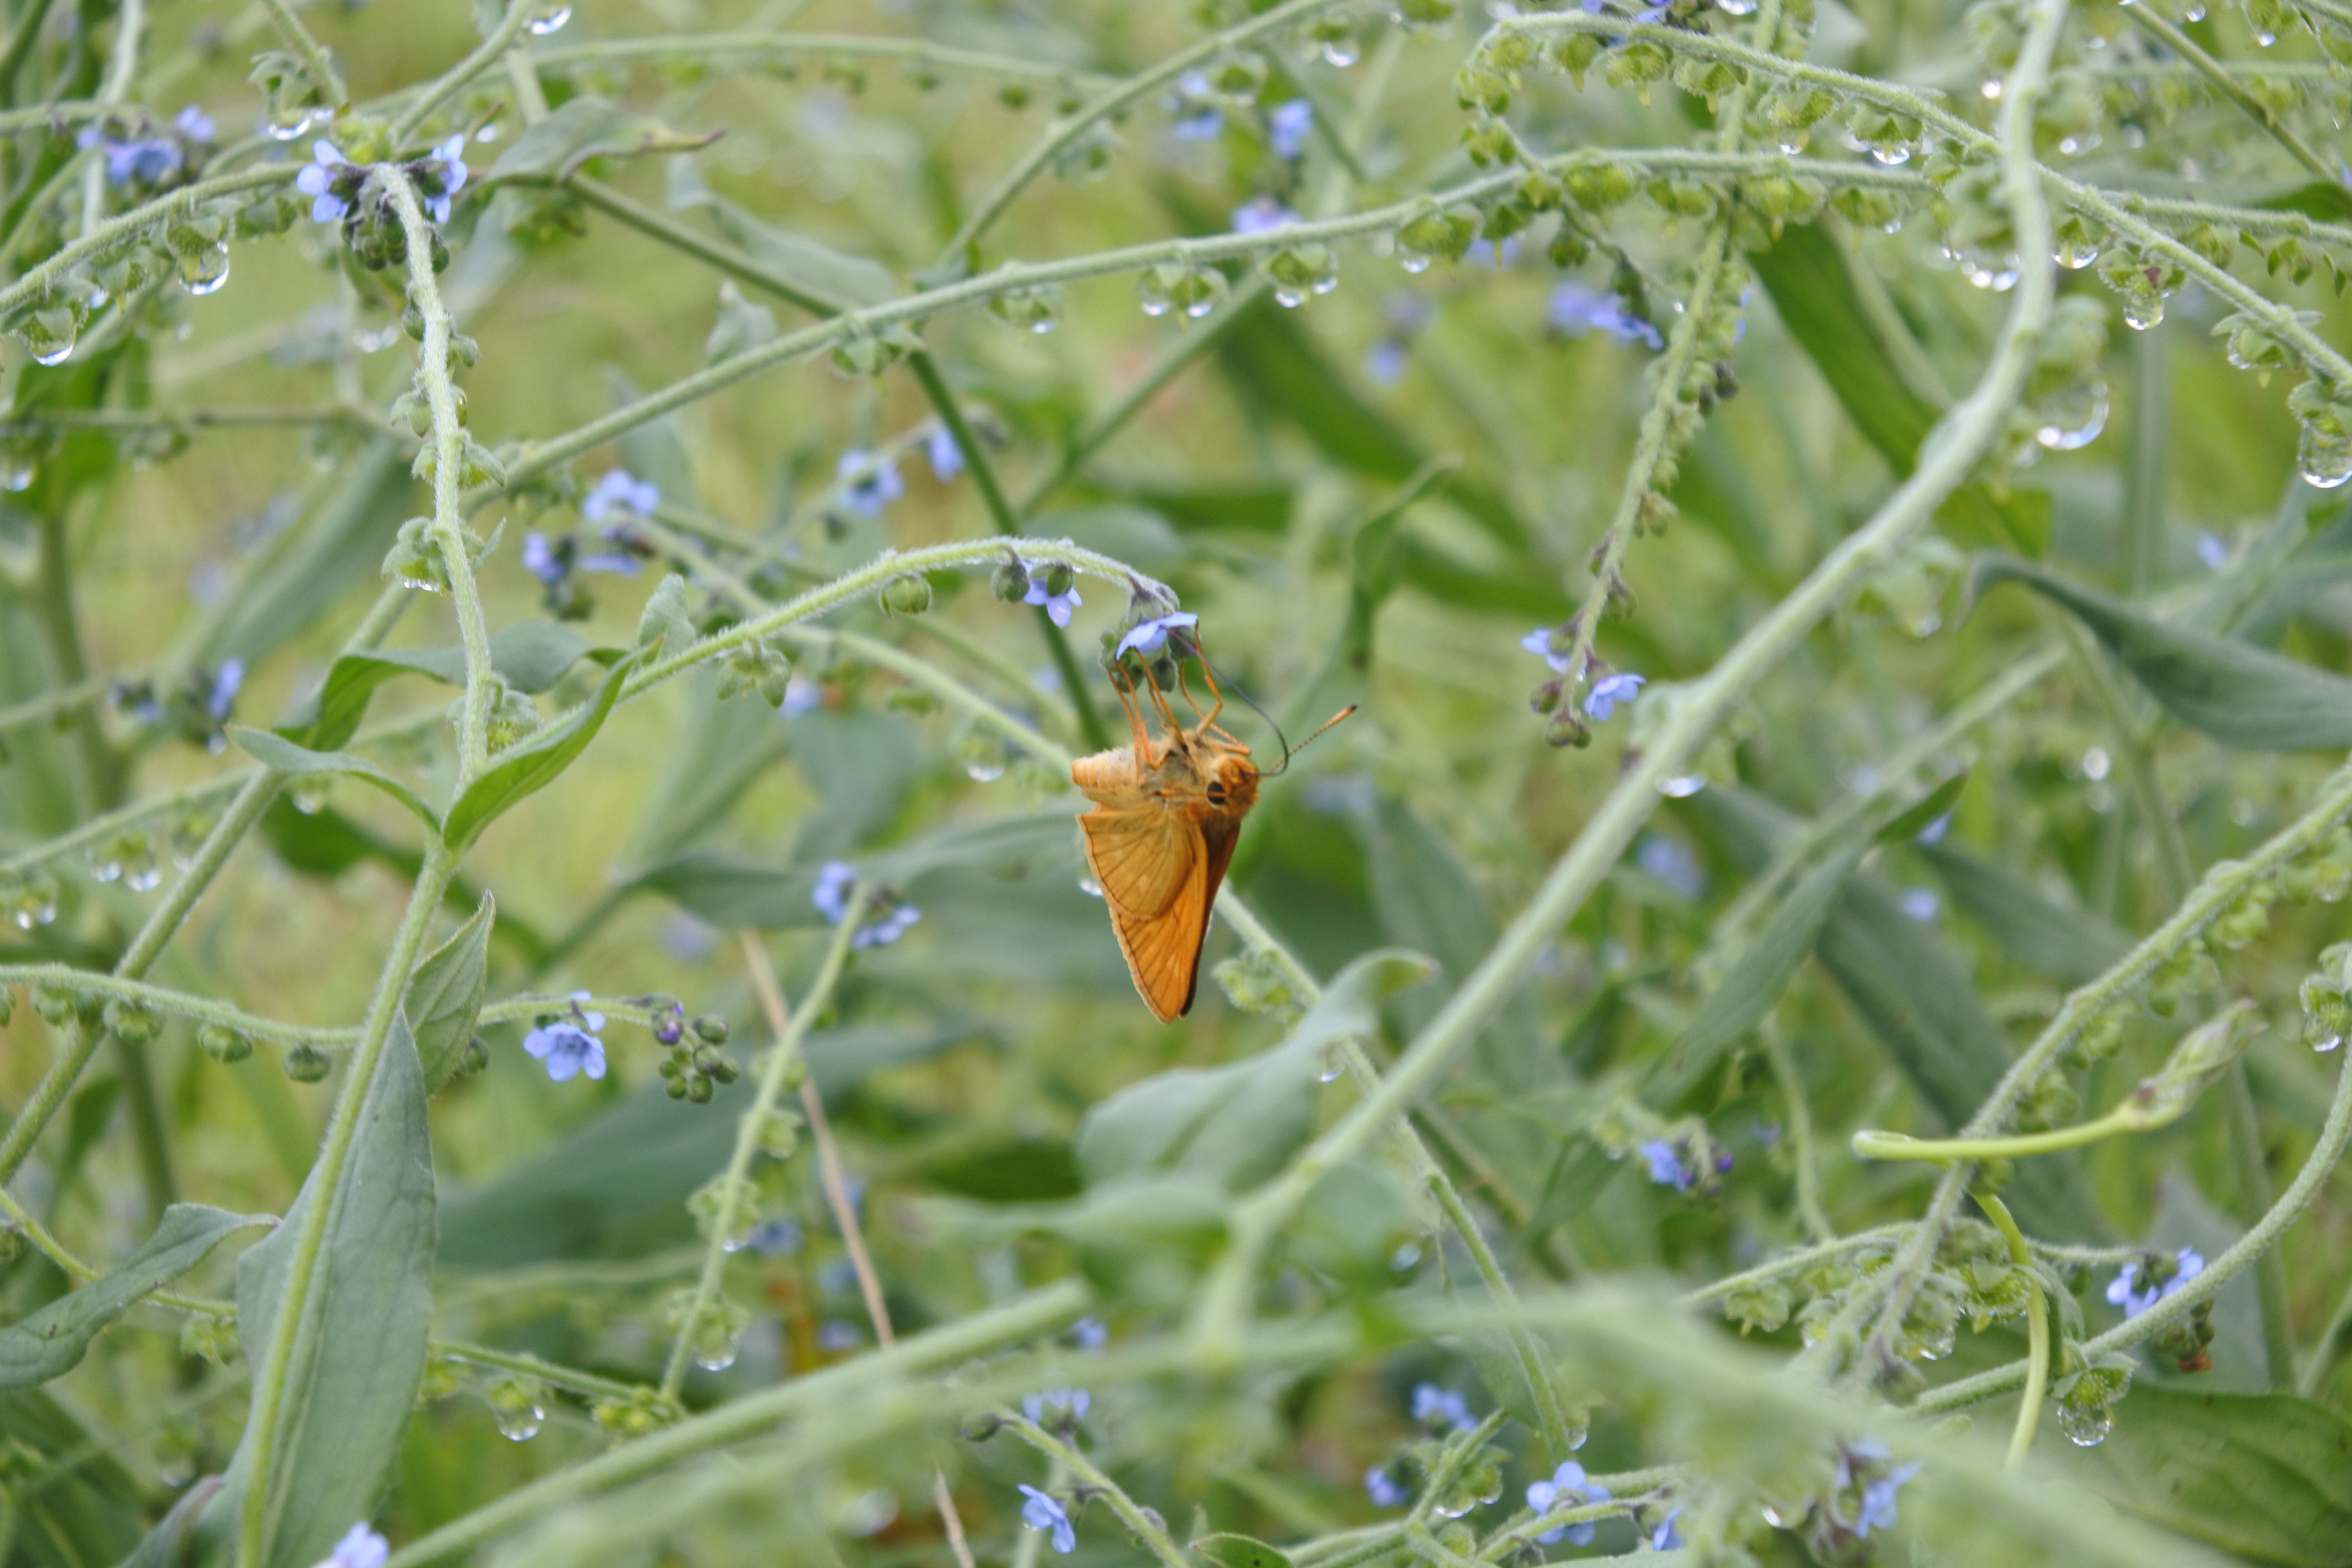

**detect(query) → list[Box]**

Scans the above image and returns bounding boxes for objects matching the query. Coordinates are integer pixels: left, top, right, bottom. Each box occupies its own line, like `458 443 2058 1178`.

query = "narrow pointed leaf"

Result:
228 726 440 835
1918 840 2131 985
198 1015 436 1566
0 1205 268 1390
1972 555 2352 750
442 644 651 850
276 620 605 751
404 892 495 1094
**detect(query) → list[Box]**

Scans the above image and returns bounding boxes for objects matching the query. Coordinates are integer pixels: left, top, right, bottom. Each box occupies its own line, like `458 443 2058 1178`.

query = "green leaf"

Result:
199 1015 436 1567
636 572 694 652
1646 837 1867 1108
278 619 602 751
484 95 721 182
698 195 898 310
441 644 650 851
1917 839 2130 985
405 892 494 1094
1972 555 2352 750
197 445 413 671
1750 225 2045 555
2059 1387 2352 1566
1 1390 147 1564
2255 180 2352 224
1876 771 1969 845
1077 950 1431 1193
114 1477 225 1568
0 1205 267 1390
228 726 440 835
1195 1535 1295 1568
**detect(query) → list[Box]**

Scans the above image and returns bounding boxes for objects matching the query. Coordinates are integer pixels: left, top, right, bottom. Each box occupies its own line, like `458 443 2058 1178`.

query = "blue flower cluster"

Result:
313 1522 388 1568
78 106 212 188
296 134 468 226
837 449 904 517
1018 1484 1077 1554
1116 611 1196 659
1546 283 1665 351
2107 1247 2203 1316
1410 1381 1473 1429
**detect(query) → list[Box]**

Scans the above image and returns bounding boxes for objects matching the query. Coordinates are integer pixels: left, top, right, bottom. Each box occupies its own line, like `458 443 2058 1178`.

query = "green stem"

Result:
1976 1193 2049 1473
1919 1048 2352 1414
1680 1224 1914 1305
238 840 460 1566
2121 323 2168 597
2116 5 2333 179
931 0 1352 267
2297 1257 2352 1399
1852 1108 2137 1162
904 347 1112 752
1761 1022 1834 1244
0 0 59 102
387 0 540 144
0 166 291 322
530 31 1114 85
384 1279 1090 1567
2055 615 2191 900
658 899 867 1400
2224 1061 2298 1387
999 1413 1190 1568
256 0 349 111
433 1340 675 1411
381 166 494 781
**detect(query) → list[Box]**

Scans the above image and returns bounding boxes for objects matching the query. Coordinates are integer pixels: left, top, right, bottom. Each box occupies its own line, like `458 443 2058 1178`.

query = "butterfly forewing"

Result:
1084 812 1214 1022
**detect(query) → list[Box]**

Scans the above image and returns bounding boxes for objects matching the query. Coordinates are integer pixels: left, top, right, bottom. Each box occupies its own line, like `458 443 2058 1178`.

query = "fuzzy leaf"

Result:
485 95 722 182
441 644 650 850
1972 555 2352 750
404 892 494 1094
0 1206 267 1390
228 726 440 835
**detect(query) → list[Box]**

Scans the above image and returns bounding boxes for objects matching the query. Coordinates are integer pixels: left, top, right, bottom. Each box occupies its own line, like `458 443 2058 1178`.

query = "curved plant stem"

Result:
1976 1193 2048 1473
256 0 350 112
999 1412 1190 1568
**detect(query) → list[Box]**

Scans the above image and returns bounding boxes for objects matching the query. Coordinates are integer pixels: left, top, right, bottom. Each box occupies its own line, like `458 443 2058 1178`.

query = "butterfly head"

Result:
1203 751 1260 817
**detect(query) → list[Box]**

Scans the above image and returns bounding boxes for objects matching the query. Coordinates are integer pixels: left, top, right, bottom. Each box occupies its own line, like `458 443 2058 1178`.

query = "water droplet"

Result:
1778 134 1809 155
2058 1402 2113 1446
494 1400 544 1440
1869 143 1913 166
1137 276 1173 317
397 576 445 592
2123 295 2166 331
1716 0 1758 14
2254 27 2275 43
2035 381 2110 450
1185 294 1218 320
2183 0 2205 15
2300 424 2352 489
90 852 123 884
1078 874 1103 898
2123 122 2147 147
2312 1030 2344 1053
31 335 74 367
691 1330 740 1372
2055 238 2100 269
264 110 318 142
964 756 1005 782
1962 253 2022 291
0 458 35 491
527 4 572 33
1274 284 1308 308
124 860 161 893
1658 774 1706 798
179 244 229 297
13 896 57 930
1321 35 1361 65
1981 77 2004 99
1912 1323 1957 1361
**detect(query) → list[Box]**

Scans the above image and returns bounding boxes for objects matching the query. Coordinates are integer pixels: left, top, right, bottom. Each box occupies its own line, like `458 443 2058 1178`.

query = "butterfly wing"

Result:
1080 805 1209 1023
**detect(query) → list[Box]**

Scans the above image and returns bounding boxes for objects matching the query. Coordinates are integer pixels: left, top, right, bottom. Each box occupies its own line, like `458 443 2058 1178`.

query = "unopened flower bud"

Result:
880 573 934 615
283 1043 332 1083
105 999 158 1045
991 558 1031 602
198 1024 253 1062
2126 1000 2261 1129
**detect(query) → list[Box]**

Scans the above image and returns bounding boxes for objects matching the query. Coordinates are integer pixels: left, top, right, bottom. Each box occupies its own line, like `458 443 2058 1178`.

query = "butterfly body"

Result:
1072 719 1258 1023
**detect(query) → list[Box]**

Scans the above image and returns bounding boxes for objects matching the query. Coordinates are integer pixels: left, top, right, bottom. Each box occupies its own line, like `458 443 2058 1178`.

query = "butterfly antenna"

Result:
1276 703 1359 773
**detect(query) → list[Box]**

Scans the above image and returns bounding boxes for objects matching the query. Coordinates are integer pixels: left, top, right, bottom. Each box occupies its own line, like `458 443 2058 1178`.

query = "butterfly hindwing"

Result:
1080 803 1198 919
1083 808 1212 1023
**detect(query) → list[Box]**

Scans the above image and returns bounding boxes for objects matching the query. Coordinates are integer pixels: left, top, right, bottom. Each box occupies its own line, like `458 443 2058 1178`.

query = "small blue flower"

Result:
1071 1315 1109 1350
1644 1508 1683 1552
927 425 965 482
79 126 182 186
1635 833 1706 899
2107 1247 2203 1317
176 106 215 143
1639 1138 1691 1190
2196 531 2228 570
745 1218 803 1256
577 547 643 577
1115 611 1198 659
1232 195 1299 234
582 468 660 523
524 992 607 1083
316 1523 390 1568
423 133 467 223
1166 70 1225 140
520 531 567 587
811 860 922 948
1365 1465 1408 1509
836 449 904 517
295 140 357 224
818 1319 863 1350
1582 0 1607 11
1465 236 1521 268
1366 339 1407 386
1548 283 1666 351
1899 887 1940 923
1855 1461 1920 1538
1915 811 1952 845
1024 575 1083 629
1522 626 1575 675
207 658 245 725
1019 1485 1078 1554
1023 1386 1092 1425
1586 672 1645 721
1269 98 1313 160
1410 1382 1473 1429
1527 1462 1610 1546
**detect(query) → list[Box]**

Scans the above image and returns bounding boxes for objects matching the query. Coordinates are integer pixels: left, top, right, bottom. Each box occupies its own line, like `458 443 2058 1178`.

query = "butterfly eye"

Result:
1207 780 1227 806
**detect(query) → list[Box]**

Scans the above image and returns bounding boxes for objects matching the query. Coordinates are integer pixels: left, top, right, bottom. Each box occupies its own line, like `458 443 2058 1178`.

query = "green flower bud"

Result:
283 1043 332 1083
105 999 158 1045
198 1024 254 1063
879 574 934 615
